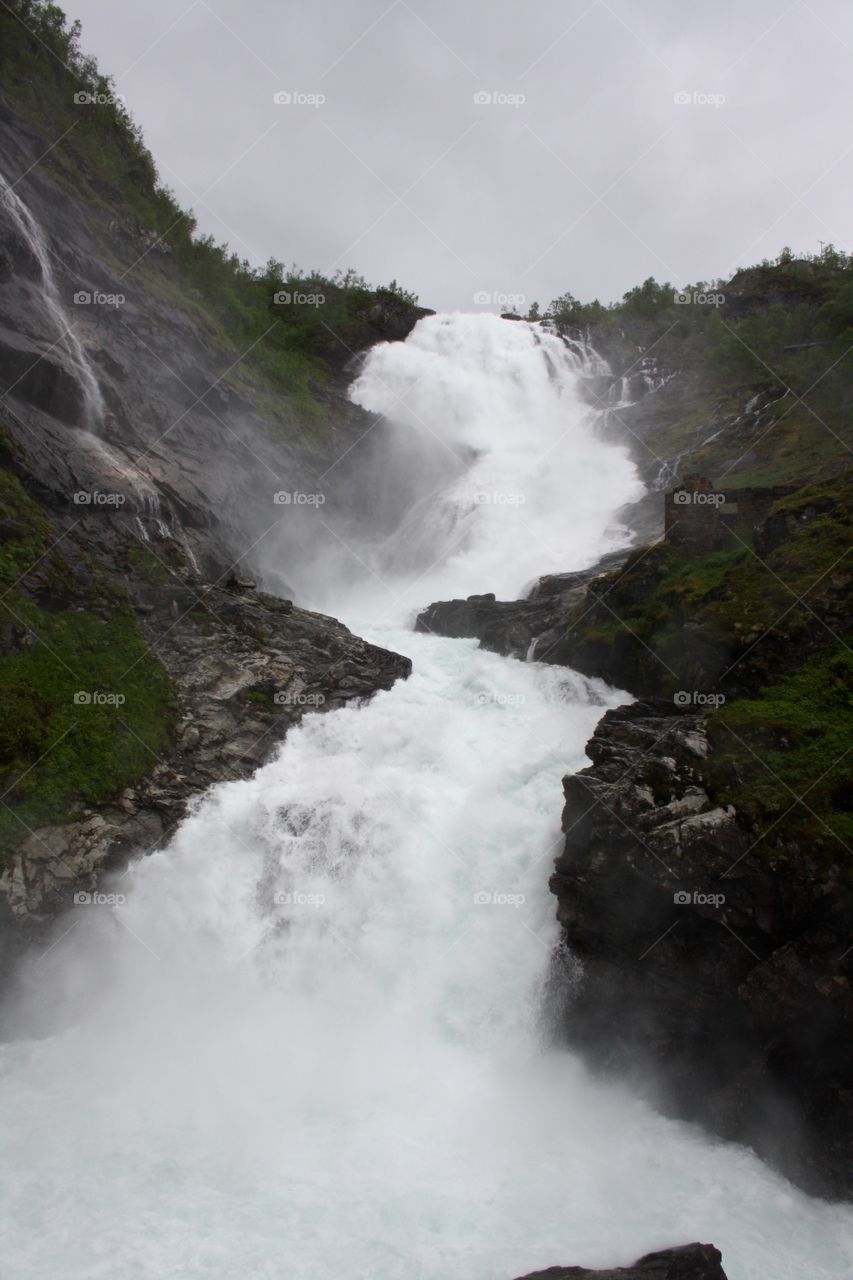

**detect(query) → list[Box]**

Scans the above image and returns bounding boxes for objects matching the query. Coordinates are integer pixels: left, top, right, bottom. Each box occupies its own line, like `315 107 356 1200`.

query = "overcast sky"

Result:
65 0 853 312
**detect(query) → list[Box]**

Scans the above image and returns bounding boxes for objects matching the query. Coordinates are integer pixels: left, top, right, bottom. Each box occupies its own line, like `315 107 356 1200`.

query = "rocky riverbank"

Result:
0 558 411 932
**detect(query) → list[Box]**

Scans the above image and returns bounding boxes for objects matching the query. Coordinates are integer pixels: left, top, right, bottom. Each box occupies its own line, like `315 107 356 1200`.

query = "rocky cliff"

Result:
0 64 420 943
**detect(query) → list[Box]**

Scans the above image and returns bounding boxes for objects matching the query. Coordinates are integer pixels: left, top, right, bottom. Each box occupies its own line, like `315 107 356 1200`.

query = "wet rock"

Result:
415 550 630 660
0 579 411 926
511 1243 727 1279
549 702 853 1197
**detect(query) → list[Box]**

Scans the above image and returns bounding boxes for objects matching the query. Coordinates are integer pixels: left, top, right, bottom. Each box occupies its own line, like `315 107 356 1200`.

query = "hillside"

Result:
0 1 421 935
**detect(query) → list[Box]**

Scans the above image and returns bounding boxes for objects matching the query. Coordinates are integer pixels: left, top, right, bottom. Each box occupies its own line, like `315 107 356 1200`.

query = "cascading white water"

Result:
347 314 642 608
0 170 105 427
1 314 852 1280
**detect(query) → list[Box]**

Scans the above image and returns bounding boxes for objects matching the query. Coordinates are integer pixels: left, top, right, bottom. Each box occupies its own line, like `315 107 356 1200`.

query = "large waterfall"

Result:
1 315 852 1280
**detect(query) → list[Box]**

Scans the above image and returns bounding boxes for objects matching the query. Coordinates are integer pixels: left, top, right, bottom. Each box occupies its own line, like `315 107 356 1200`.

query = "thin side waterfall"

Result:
1 315 852 1280
0 169 104 427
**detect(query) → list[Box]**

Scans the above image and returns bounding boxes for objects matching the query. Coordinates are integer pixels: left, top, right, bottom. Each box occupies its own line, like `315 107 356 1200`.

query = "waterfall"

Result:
278 314 644 616
1 314 852 1280
0 169 104 427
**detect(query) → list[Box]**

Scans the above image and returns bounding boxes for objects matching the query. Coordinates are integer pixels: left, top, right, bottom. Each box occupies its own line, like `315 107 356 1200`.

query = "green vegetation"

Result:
565 474 851 699
0 460 175 858
0 1 421 422
562 474 851 860
547 252 853 489
707 646 853 861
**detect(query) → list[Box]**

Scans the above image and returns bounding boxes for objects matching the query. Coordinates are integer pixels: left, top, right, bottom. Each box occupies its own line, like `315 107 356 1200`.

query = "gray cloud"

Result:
67 0 853 310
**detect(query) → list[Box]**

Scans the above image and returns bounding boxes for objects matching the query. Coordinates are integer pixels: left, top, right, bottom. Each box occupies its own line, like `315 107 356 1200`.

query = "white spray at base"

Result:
0 169 105 428
1 315 852 1280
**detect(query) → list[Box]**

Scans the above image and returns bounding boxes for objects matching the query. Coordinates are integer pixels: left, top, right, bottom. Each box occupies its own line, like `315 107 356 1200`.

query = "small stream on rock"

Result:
1 315 852 1279
0 168 105 429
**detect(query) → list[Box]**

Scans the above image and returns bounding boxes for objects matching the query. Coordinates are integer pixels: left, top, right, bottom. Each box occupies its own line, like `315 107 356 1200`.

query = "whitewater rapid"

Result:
1 315 852 1279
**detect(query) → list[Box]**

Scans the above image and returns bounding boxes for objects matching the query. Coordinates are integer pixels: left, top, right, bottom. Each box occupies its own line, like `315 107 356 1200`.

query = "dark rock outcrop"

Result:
549 701 853 1197
415 550 629 661
511 1242 727 1280
0 563 411 927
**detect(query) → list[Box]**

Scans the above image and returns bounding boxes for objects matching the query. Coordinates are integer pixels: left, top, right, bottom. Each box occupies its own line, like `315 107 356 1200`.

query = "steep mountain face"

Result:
0 88 423 945
0 96 423 582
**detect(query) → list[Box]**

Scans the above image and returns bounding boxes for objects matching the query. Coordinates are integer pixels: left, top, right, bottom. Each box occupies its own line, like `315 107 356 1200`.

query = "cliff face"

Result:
0 89 421 942
0 95 424 583
551 701 852 1196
